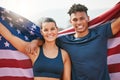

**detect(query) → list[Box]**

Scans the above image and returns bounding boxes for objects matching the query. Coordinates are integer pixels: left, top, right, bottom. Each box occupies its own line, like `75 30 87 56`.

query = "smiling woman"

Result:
0 16 71 80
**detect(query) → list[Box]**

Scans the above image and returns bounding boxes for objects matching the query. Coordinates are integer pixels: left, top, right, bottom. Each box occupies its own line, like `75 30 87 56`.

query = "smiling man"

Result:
28 3 120 80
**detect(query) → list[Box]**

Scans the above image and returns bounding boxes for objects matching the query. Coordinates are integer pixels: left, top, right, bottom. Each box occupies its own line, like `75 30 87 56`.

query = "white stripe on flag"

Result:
108 37 120 49
109 72 120 80
0 68 33 78
107 53 120 65
0 50 29 60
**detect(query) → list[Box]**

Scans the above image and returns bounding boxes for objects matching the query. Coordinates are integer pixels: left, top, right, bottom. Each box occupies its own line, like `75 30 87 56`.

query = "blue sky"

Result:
0 0 119 28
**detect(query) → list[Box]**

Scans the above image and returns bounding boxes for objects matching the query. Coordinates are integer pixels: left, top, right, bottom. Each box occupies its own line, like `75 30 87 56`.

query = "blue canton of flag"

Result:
0 7 43 50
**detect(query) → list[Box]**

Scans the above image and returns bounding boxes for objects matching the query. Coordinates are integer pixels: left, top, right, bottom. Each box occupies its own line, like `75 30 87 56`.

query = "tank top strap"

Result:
39 46 44 57
58 47 61 55
57 47 63 60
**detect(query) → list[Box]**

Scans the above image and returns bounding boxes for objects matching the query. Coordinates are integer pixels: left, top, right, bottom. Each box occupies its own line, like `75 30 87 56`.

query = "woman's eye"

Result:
44 29 48 32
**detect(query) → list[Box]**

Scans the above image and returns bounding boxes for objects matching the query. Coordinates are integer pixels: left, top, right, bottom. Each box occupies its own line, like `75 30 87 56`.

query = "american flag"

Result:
0 2 120 80
0 6 42 80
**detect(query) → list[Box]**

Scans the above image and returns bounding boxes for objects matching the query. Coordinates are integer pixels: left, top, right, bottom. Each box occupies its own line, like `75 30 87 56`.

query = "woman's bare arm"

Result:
0 23 30 54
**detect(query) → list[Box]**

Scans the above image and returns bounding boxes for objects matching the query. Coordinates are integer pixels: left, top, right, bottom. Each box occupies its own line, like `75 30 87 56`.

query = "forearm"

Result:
0 23 28 53
114 17 120 29
111 17 120 35
0 23 13 41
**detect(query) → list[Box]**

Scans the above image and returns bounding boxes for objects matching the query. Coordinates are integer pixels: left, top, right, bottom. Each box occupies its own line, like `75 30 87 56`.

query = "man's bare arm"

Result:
111 17 120 35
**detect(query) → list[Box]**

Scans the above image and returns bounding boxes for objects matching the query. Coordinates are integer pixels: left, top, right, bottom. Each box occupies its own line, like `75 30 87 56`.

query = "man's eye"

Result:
80 17 85 20
72 18 78 22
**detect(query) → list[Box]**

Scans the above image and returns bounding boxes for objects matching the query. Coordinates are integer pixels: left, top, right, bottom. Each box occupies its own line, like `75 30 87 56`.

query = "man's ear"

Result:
87 16 90 22
69 19 72 24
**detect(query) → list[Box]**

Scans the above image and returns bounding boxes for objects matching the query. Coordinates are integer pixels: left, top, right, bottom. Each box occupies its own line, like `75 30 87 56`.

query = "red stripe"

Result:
58 28 74 34
107 45 120 56
108 63 120 73
0 59 32 68
0 77 33 80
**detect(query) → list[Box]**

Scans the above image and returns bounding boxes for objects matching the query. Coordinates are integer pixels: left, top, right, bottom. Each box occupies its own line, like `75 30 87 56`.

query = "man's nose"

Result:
77 20 82 24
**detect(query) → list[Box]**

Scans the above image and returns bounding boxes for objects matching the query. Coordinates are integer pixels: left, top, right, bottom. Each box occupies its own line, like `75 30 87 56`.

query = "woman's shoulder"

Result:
60 48 70 62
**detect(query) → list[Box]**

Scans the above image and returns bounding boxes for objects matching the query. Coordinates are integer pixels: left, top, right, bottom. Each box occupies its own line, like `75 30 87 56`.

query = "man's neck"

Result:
74 30 89 38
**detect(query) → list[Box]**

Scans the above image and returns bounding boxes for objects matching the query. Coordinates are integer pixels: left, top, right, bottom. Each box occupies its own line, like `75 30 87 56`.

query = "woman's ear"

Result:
56 27 59 31
40 30 43 36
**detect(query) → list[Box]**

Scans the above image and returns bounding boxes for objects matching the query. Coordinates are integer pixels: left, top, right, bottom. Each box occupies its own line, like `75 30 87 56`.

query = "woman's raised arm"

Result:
0 23 30 54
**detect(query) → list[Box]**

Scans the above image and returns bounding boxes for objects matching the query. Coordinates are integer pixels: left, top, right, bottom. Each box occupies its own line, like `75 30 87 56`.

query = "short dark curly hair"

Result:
68 4 88 16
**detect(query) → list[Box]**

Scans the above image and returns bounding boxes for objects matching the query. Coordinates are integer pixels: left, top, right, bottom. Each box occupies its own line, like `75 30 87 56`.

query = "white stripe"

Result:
58 27 73 33
89 21 104 28
109 72 120 80
58 32 74 37
89 19 114 28
0 68 33 78
107 53 120 65
108 37 120 49
0 50 29 60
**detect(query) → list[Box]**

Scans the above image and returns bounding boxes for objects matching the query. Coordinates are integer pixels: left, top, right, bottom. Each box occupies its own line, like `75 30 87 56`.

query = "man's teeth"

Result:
48 36 53 38
78 26 83 29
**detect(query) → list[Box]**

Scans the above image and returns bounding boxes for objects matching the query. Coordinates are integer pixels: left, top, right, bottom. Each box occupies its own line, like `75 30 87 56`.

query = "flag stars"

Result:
24 36 29 40
4 41 10 47
30 27 34 31
1 15 5 20
31 24 36 29
30 31 34 35
7 17 12 21
17 29 21 34
9 22 13 27
19 18 24 22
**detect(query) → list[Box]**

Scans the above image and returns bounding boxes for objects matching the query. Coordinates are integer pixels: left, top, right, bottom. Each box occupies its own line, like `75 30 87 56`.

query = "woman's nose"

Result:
48 30 52 34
